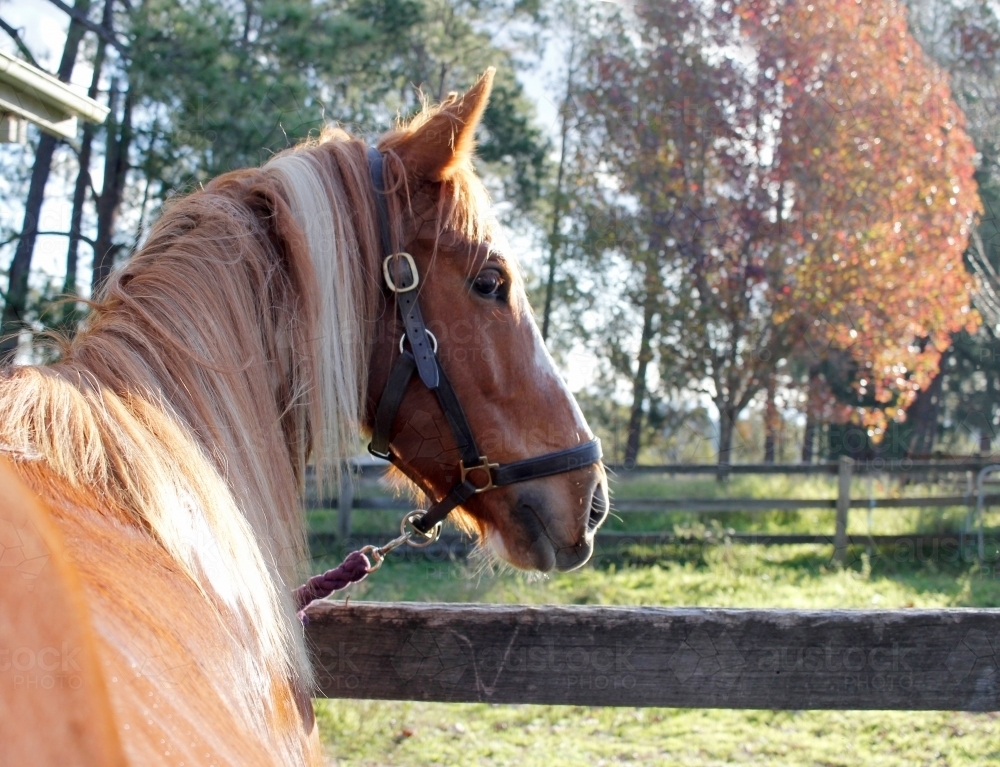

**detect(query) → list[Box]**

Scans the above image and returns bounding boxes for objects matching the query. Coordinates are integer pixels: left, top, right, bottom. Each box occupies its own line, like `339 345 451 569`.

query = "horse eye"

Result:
473 269 505 299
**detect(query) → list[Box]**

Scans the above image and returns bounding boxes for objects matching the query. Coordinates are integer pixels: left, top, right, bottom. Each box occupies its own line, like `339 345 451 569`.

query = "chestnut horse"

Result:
0 70 607 765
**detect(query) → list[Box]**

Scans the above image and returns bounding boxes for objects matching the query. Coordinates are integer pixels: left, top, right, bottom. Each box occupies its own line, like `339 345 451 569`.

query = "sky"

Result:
1 0 87 283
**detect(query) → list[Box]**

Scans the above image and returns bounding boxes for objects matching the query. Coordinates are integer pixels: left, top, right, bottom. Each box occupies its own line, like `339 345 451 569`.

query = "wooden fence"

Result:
306 459 1000 711
311 457 1000 562
305 601 1000 710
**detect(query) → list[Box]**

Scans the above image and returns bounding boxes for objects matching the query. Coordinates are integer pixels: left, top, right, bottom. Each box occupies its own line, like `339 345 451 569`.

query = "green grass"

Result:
312 542 1000 766
316 703 1000 766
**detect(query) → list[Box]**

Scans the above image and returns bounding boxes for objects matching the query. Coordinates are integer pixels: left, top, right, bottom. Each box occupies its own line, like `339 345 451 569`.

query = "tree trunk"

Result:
623 274 657 466
63 0 112 325
801 365 820 463
904 364 944 459
91 81 133 295
981 370 996 455
0 0 91 359
541 36 577 342
764 375 778 463
717 405 737 481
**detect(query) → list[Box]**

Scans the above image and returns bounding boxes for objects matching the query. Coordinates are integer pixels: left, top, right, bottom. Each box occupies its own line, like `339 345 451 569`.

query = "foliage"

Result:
743 0 981 431
126 0 546 205
0 0 549 352
567 0 980 465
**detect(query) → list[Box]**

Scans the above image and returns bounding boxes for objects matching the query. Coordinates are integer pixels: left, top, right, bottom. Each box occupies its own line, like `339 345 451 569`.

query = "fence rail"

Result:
305 601 1000 710
308 457 1000 482
307 458 1000 560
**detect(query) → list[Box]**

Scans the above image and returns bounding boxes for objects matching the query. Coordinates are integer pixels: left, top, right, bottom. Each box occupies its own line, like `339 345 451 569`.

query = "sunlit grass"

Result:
316 702 1000 766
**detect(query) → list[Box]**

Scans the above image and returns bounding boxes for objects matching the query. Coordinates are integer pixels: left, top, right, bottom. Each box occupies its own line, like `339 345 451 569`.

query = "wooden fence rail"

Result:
311 495 1000 514
308 457 1000 483
305 602 1000 710
308 458 1000 559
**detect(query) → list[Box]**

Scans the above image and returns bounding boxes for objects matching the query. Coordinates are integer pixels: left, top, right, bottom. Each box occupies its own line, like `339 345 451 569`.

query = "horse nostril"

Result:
588 482 609 533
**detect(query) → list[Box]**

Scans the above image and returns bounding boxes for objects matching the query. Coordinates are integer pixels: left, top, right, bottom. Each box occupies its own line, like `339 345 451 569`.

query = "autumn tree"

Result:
903 0 1000 455
579 0 979 467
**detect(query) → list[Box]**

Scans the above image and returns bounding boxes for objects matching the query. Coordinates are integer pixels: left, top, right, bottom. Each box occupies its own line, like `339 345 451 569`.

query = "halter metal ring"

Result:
383 253 420 293
400 329 438 355
401 510 443 548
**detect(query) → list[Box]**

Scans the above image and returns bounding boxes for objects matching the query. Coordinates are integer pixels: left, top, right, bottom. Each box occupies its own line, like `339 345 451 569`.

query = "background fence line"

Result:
306 456 1000 560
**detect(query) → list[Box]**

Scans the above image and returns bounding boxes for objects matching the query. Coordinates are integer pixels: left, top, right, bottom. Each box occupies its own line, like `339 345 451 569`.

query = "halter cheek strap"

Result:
365 147 602 536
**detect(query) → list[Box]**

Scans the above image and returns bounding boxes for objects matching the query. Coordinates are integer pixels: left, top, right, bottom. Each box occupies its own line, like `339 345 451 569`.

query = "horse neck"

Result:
61 146 381 587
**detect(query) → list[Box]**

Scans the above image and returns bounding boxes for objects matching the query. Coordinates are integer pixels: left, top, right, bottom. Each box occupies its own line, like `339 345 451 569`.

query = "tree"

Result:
744 0 980 436
1 0 550 357
903 0 1000 455
578 0 979 467
0 0 92 359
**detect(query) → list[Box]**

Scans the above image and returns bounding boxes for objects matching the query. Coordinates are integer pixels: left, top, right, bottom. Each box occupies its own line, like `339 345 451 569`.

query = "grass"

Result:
312 541 1000 766
316 703 1000 766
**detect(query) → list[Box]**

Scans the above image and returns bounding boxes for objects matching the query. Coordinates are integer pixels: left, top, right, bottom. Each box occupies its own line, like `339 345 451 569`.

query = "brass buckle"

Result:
460 456 499 494
383 253 419 293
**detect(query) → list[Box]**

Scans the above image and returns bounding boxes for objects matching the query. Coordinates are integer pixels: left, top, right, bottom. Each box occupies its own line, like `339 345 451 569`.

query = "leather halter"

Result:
365 147 603 536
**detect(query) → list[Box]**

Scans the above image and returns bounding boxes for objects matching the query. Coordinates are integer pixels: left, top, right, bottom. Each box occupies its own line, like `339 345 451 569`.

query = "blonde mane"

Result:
0 131 389 759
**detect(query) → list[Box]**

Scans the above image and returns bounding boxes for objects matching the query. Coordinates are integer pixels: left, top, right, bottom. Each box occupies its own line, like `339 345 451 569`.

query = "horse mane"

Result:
0 94 505 756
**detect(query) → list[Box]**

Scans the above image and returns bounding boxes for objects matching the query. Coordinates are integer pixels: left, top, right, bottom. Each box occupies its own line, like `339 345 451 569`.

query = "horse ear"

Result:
395 68 495 182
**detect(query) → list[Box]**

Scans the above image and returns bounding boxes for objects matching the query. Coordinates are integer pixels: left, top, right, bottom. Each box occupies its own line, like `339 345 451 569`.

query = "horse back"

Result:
0 455 125 766
1 457 318 766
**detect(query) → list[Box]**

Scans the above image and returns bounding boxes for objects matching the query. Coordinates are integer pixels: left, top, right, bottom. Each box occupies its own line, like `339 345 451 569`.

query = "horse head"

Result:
365 70 609 572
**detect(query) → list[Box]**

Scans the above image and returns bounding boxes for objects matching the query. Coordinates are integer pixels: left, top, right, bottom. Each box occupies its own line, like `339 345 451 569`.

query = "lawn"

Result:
311 470 1000 766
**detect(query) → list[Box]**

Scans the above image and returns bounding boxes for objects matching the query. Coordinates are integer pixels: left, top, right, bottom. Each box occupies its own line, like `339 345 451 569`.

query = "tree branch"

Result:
37 230 95 247
0 17 43 69
41 0 128 55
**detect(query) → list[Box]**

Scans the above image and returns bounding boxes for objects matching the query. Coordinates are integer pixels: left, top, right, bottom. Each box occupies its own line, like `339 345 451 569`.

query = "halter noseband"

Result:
365 147 603 538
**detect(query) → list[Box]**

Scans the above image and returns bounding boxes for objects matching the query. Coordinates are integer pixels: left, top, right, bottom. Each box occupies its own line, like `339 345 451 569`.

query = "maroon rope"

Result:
293 550 371 625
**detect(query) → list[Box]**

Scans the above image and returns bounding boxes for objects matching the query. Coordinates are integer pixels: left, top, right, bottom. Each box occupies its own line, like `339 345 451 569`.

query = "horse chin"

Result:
484 520 596 574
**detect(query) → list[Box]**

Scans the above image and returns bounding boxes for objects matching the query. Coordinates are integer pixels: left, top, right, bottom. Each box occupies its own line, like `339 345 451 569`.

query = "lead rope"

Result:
293 512 442 624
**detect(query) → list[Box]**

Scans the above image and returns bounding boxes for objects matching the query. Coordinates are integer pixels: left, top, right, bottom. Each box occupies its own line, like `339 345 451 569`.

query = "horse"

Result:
0 69 608 765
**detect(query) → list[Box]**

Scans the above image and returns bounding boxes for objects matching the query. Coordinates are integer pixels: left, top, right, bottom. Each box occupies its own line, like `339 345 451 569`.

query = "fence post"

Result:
835 456 853 564
337 461 354 541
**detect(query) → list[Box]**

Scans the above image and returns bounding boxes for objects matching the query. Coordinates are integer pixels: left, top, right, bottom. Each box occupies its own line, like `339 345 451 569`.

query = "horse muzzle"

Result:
502 471 609 573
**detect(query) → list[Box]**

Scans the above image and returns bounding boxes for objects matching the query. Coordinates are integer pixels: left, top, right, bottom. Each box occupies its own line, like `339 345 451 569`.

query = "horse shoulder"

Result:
0 455 127 766
4 459 318 766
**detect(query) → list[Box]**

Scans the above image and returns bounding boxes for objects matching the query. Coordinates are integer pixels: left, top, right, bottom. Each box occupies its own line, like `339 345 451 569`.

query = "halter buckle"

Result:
460 456 500 494
383 253 420 293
